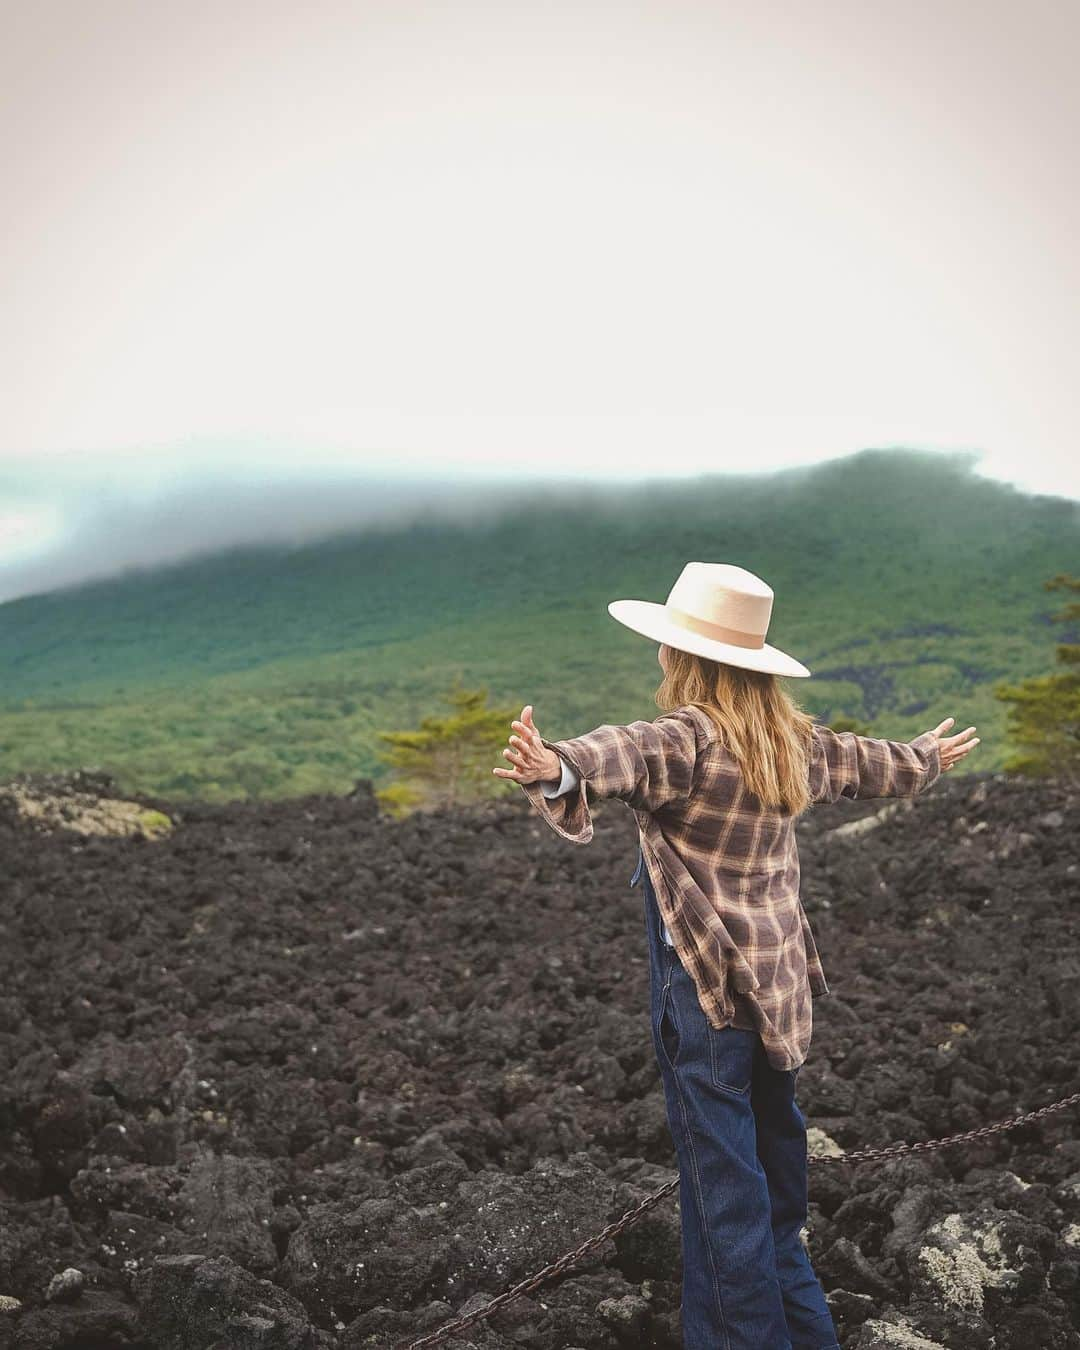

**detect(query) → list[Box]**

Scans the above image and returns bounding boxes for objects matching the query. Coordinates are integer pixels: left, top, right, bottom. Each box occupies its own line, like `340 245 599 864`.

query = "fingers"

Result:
932 718 981 753
504 738 545 771
941 735 981 770
494 708 542 784
942 726 980 750
512 717 540 746
496 744 527 776
495 706 538 781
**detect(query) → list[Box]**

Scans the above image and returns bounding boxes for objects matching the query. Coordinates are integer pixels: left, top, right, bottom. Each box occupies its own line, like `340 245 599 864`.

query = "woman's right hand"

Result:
929 717 980 771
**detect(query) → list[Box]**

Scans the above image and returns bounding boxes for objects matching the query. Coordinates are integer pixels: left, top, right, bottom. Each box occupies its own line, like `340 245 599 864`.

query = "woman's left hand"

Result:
492 705 563 785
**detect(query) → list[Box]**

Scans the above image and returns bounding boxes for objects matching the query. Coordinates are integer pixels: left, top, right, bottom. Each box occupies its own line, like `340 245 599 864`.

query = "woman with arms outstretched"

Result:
493 562 980 1350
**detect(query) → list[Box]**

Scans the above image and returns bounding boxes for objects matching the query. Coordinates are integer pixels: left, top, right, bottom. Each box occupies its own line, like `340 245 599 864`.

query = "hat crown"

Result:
665 563 773 642
606 560 808 675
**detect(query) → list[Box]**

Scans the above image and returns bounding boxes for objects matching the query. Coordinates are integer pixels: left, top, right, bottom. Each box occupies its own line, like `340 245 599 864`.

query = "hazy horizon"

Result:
2 445 1077 608
3 1 1078 603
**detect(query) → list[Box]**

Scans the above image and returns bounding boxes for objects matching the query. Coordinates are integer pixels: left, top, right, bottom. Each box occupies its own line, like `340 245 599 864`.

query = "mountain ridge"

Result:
0 447 1076 800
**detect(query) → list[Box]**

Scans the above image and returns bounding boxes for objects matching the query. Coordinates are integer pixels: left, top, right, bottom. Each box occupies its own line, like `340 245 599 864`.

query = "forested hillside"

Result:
0 447 1076 801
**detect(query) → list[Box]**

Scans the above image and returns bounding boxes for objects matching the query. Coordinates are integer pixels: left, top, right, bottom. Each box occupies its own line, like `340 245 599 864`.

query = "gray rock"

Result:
857 1318 947 1348
133 1253 315 1349
12 1290 139 1350
882 1185 937 1261
281 1152 620 1330
609 1172 681 1284
73 1032 194 1113
911 1209 1015 1313
45 1266 85 1302
820 1235 899 1301
596 1292 649 1330
176 1147 278 1274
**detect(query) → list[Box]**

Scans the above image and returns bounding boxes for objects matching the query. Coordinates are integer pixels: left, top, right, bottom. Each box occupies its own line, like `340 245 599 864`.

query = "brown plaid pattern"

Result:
519 706 942 1071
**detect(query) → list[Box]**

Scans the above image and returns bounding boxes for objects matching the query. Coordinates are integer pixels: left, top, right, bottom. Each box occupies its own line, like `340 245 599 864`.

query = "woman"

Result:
492 562 980 1350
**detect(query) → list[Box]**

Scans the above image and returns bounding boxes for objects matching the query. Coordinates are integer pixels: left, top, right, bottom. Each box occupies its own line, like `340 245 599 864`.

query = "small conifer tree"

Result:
375 677 522 817
994 572 1080 782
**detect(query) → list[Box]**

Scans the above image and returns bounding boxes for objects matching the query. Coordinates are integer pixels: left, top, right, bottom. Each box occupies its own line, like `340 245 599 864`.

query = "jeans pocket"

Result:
708 1024 753 1096
657 984 680 1067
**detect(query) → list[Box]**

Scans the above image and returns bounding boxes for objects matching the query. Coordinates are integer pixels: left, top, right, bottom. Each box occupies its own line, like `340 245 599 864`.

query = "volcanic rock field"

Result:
1 766 1078 1349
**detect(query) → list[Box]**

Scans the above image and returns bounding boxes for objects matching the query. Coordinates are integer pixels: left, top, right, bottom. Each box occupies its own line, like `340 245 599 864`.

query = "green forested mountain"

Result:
0 448 1076 801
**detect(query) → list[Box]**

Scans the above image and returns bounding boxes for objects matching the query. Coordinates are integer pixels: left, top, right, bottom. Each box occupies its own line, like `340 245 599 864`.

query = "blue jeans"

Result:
632 847 840 1350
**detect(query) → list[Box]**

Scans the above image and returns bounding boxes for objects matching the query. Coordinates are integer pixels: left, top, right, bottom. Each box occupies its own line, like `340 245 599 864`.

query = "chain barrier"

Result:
394 1088 1080 1350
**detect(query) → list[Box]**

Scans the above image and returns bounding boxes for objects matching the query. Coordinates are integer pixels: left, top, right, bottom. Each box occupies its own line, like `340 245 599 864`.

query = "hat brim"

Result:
608 599 811 678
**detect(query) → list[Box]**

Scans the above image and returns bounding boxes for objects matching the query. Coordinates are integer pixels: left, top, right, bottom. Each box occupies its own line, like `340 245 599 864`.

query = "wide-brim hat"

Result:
608 562 811 678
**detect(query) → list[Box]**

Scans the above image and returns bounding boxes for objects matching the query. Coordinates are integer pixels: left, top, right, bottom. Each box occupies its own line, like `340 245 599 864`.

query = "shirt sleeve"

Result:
518 711 700 844
809 724 942 803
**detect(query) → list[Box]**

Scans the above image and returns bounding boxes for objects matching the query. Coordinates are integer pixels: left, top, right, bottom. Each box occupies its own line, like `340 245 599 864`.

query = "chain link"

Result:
395 1087 1080 1349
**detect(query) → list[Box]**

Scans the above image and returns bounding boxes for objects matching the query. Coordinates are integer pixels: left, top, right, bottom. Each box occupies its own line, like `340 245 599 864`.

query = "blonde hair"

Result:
654 644 816 815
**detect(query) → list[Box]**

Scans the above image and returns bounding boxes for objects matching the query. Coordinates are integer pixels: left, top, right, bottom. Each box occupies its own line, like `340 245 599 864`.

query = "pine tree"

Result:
374 677 522 817
993 572 1080 781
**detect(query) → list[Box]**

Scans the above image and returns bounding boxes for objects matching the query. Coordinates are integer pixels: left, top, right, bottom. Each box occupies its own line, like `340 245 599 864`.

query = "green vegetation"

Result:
137 809 174 838
0 448 1076 803
375 679 520 817
993 573 1080 781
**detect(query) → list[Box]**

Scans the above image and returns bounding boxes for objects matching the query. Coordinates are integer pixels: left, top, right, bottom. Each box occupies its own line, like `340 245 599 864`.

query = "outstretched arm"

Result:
809 716 979 803
493 704 699 843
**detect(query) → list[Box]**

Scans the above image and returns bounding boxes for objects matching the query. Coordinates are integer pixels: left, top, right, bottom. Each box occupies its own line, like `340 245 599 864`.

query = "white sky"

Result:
1 0 1078 588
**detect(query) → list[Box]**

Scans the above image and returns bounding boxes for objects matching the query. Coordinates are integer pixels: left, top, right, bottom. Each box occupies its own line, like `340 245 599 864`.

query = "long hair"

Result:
654 644 816 816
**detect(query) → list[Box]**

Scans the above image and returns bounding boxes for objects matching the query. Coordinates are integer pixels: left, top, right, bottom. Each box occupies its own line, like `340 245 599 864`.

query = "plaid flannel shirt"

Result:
519 704 942 1071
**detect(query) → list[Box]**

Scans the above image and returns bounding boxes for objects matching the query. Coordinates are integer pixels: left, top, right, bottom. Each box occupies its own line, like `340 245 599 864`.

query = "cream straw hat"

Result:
608 562 811 678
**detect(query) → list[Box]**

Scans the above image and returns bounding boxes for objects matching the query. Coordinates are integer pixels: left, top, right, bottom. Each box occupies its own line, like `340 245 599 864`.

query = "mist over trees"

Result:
0 449 1076 802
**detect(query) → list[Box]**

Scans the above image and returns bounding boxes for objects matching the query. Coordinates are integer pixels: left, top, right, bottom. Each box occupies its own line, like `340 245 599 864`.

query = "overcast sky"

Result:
2 0 1077 601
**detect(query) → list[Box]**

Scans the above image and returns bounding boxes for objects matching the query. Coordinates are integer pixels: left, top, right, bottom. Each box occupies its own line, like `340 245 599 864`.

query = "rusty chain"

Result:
395 1087 1080 1349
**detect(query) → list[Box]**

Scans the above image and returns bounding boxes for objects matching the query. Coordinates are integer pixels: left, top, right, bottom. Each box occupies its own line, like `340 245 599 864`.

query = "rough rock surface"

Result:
0 767 1078 1347
0 770 173 839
